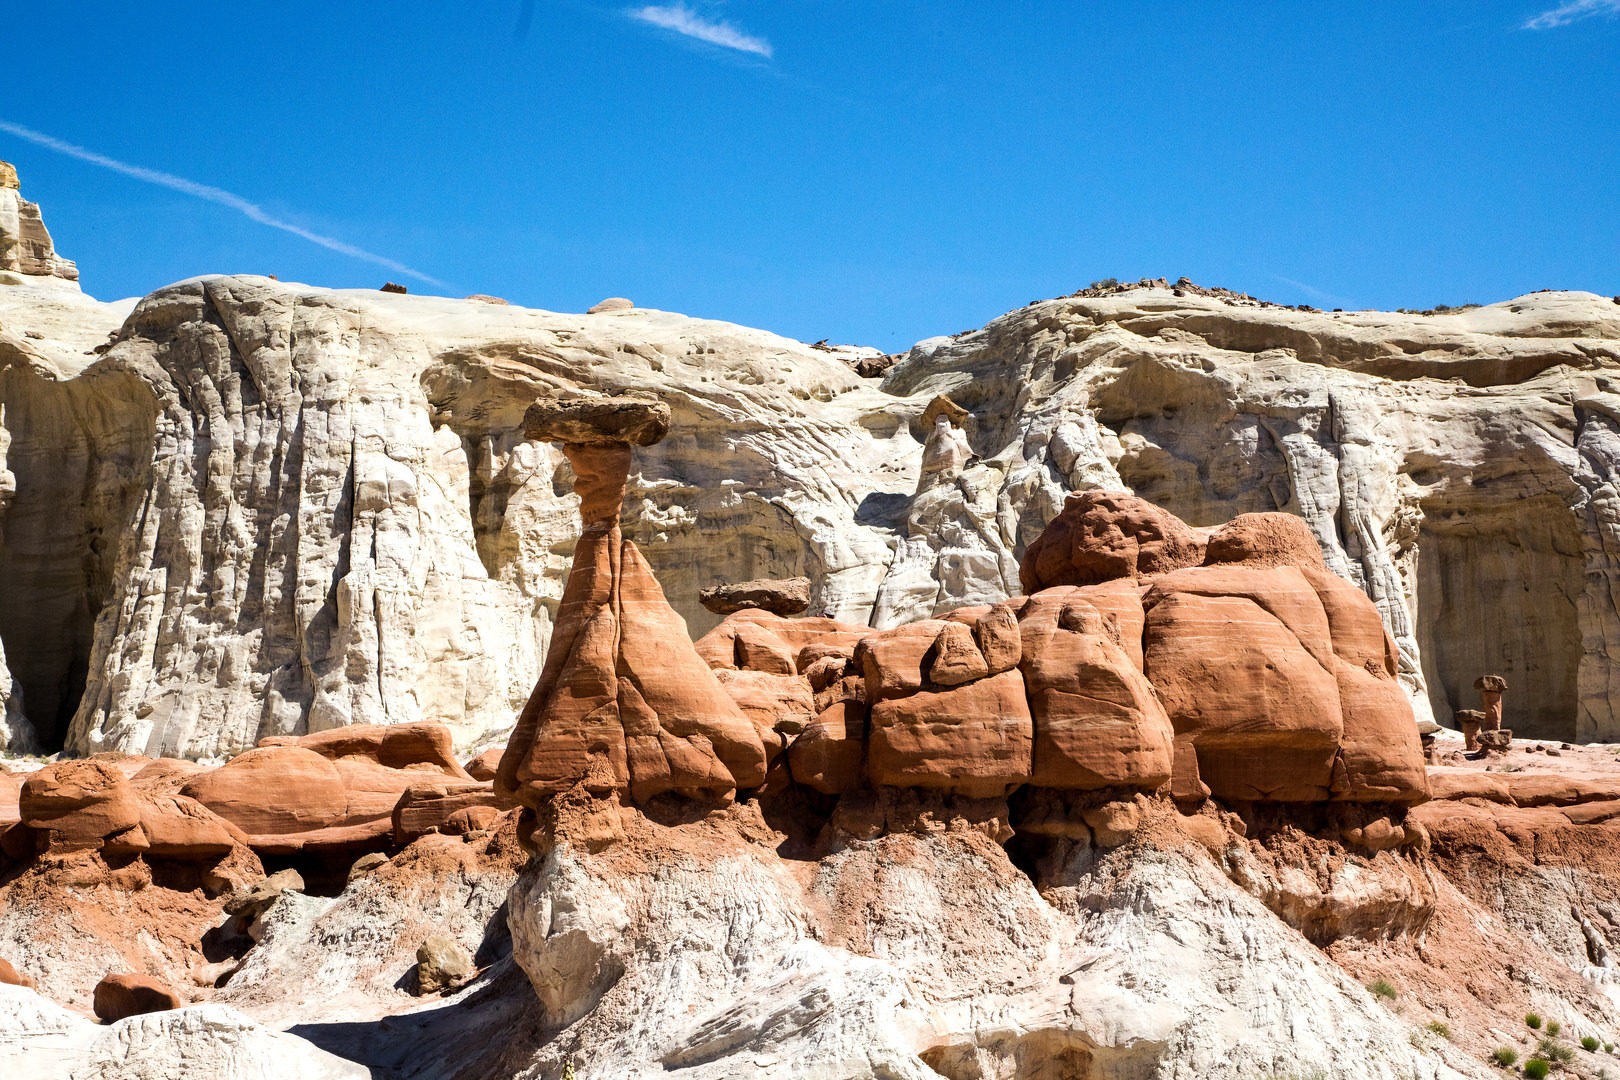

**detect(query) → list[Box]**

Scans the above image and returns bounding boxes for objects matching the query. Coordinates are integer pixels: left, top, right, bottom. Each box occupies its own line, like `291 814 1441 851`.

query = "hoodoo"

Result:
496 394 770 809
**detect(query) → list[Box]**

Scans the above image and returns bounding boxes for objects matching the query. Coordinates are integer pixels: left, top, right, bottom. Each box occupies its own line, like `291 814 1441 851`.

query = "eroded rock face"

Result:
502 798 1465 1080
1 985 370 1078
15 758 255 865
0 161 78 284
680 498 1427 812
3 277 1619 755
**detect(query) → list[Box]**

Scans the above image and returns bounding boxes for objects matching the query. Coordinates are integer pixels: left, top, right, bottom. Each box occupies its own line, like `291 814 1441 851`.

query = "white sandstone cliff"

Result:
2 275 1619 755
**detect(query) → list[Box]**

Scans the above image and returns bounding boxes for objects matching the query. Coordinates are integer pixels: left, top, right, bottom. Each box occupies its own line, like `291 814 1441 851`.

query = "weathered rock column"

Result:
1455 709 1485 752
494 395 768 814
1474 674 1507 731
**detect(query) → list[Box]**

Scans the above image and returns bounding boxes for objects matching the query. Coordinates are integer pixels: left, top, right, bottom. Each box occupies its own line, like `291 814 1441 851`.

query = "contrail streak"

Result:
0 118 447 288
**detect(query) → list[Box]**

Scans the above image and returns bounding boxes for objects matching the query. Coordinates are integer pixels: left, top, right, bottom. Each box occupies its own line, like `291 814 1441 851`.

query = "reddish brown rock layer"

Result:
93 973 182 1022
1019 491 1206 593
507 488 1427 816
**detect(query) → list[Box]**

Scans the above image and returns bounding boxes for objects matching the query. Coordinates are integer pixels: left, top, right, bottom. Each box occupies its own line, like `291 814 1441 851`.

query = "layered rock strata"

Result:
4 276 1620 755
0 162 78 285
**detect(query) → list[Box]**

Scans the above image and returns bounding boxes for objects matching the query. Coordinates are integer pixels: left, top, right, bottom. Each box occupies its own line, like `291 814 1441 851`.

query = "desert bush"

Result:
1586 1036 1602 1052
1539 1037 1576 1063
1527 1012 1543 1029
1524 1058 1551 1079
1368 979 1397 1001
1426 1020 1452 1040
1490 1046 1518 1067
1548 1020 1562 1036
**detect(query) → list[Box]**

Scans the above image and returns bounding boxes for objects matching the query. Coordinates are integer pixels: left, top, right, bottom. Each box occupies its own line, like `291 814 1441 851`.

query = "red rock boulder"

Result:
464 748 504 782
183 722 471 854
695 609 868 677
0 768 21 828
93 973 182 1022
19 761 145 853
1304 567 1429 804
1143 566 1344 802
261 721 468 775
182 746 353 853
1203 512 1326 570
393 780 509 844
1019 490 1207 593
860 618 1035 800
1017 588 1173 791
787 700 867 795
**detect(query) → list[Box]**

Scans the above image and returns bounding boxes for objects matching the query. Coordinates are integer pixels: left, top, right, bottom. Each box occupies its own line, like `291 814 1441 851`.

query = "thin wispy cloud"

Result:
0 118 446 287
1523 0 1620 28
628 3 772 58
1270 274 1356 310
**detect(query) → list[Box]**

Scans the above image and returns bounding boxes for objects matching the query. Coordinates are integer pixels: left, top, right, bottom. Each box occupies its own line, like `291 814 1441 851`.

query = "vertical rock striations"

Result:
5 274 1620 753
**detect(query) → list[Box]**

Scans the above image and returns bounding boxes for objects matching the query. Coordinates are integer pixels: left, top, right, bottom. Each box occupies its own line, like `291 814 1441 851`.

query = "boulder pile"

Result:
1 722 513 886
497 463 1430 835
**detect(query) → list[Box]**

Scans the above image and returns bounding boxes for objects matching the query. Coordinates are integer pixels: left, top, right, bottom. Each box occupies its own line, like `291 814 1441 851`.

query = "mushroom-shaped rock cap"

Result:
922 394 970 430
700 577 812 617
1474 674 1508 693
523 394 671 447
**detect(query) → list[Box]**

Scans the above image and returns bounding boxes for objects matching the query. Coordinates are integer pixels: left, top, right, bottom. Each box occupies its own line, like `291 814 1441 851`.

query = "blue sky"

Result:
4 1 1618 349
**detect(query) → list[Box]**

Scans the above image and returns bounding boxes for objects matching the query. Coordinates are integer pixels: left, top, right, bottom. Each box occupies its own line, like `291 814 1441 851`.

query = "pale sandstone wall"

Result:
2 275 1619 754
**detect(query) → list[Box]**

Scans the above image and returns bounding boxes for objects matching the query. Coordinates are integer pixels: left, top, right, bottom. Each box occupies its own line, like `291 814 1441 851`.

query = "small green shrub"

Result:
1524 1058 1551 1080
1490 1046 1519 1067
1369 978 1398 1001
1548 1020 1562 1036
1586 1036 1603 1052
1539 1037 1576 1063
1606 1041 1615 1052
1527 1012 1544 1029
1425 1020 1452 1039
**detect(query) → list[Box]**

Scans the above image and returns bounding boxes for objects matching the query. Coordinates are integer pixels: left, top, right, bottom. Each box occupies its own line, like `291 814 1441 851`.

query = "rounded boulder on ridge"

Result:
1020 490 1207 592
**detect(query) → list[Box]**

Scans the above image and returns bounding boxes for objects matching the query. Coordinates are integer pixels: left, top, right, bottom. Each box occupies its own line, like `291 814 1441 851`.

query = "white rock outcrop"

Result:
0 160 79 286
503 806 1473 1080
2 276 1620 754
0 984 367 1079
